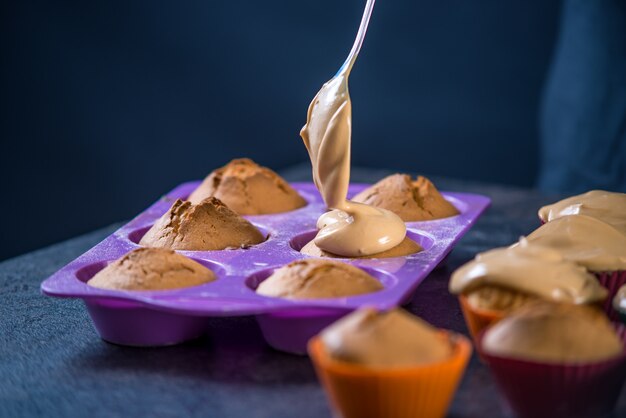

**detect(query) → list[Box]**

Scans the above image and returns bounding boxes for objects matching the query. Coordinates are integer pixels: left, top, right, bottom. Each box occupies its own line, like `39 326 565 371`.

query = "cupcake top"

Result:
300 236 422 259
256 259 382 299
320 308 454 367
523 215 626 271
449 242 607 304
88 248 215 291
351 174 458 221
538 190 626 235
482 302 623 363
188 158 306 214
139 197 265 251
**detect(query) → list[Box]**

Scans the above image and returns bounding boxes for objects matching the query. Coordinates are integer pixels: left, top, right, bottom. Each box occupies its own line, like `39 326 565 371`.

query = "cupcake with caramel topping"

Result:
480 302 626 418
538 190 626 234
351 174 458 221
140 197 265 251
308 308 471 418
449 241 607 340
523 214 626 319
188 158 306 214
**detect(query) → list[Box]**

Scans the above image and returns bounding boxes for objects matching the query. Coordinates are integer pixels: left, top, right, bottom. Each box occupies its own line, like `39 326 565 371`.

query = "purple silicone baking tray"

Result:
41 181 490 353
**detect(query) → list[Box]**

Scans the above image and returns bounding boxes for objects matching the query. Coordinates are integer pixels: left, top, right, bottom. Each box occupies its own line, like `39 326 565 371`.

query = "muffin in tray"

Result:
88 248 215 291
449 241 607 339
480 302 626 418
538 190 626 235
300 236 422 259
351 174 459 221
523 214 626 318
256 259 383 299
308 308 471 418
188 158 306 214
140 197 265 251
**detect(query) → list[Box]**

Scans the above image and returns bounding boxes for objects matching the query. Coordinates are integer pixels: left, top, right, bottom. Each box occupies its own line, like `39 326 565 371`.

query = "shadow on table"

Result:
70 316 319 386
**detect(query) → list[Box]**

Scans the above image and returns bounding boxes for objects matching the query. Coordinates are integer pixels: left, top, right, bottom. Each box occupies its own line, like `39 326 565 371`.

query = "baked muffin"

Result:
300 236 422 259
482 302 622 363
88 248 215 290
188 158 306 214
256 259 382 299
523 214 626 319
351 174 458 221
308 308 471 418
480 302 626 418
449 241 607 339
538 190 626 235
139 197 265 251
320 308 454 367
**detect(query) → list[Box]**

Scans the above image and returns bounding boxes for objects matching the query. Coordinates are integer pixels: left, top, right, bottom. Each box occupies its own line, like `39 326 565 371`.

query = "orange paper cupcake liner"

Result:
308 332 472 418
458 295 505 341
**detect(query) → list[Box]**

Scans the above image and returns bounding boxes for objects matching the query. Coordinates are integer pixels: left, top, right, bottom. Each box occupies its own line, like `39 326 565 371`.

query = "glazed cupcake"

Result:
256 259 383 299
538 190 626 235
449 241 607 340
351 174 458 221
188 158 306 214
88 247 215 290
523 214 626 319
140 197 265 251
480 302 626 418
308 308 471 418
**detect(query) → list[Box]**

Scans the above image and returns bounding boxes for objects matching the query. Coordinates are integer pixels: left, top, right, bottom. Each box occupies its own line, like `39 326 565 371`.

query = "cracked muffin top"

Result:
87 248 216 291
256 258 383 299
139 197 265 251
188 158 307 215
351 174 458 221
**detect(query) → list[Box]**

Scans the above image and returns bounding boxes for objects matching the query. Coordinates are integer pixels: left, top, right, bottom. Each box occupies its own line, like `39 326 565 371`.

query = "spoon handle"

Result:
337 0 376 77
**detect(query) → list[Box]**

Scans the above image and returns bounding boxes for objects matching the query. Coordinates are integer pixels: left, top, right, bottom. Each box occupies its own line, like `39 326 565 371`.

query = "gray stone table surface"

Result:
1 165 625 417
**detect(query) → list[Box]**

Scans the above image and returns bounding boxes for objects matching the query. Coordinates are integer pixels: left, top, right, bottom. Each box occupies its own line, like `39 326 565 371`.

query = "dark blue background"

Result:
1 1 561 260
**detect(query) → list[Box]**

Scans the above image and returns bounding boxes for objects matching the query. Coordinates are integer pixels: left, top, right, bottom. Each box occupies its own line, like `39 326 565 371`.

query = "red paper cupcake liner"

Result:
594 270 626 321
478 324 626 418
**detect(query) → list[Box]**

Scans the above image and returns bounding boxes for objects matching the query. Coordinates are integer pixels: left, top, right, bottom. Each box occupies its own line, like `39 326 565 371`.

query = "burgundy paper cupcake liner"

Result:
594 270 626 321
478 324 626 418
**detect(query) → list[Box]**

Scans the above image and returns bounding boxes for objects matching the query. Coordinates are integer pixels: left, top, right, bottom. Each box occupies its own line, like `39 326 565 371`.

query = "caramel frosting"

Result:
352 174 459 221
139 197 265 251
482 302 623 363
299 0 406 257
88 248 215 291
301 236 421 259
188 158 306 214
538 190 626 235
256 259 382 299
321 308 453 367
449 242 607 304
522 215 626 271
